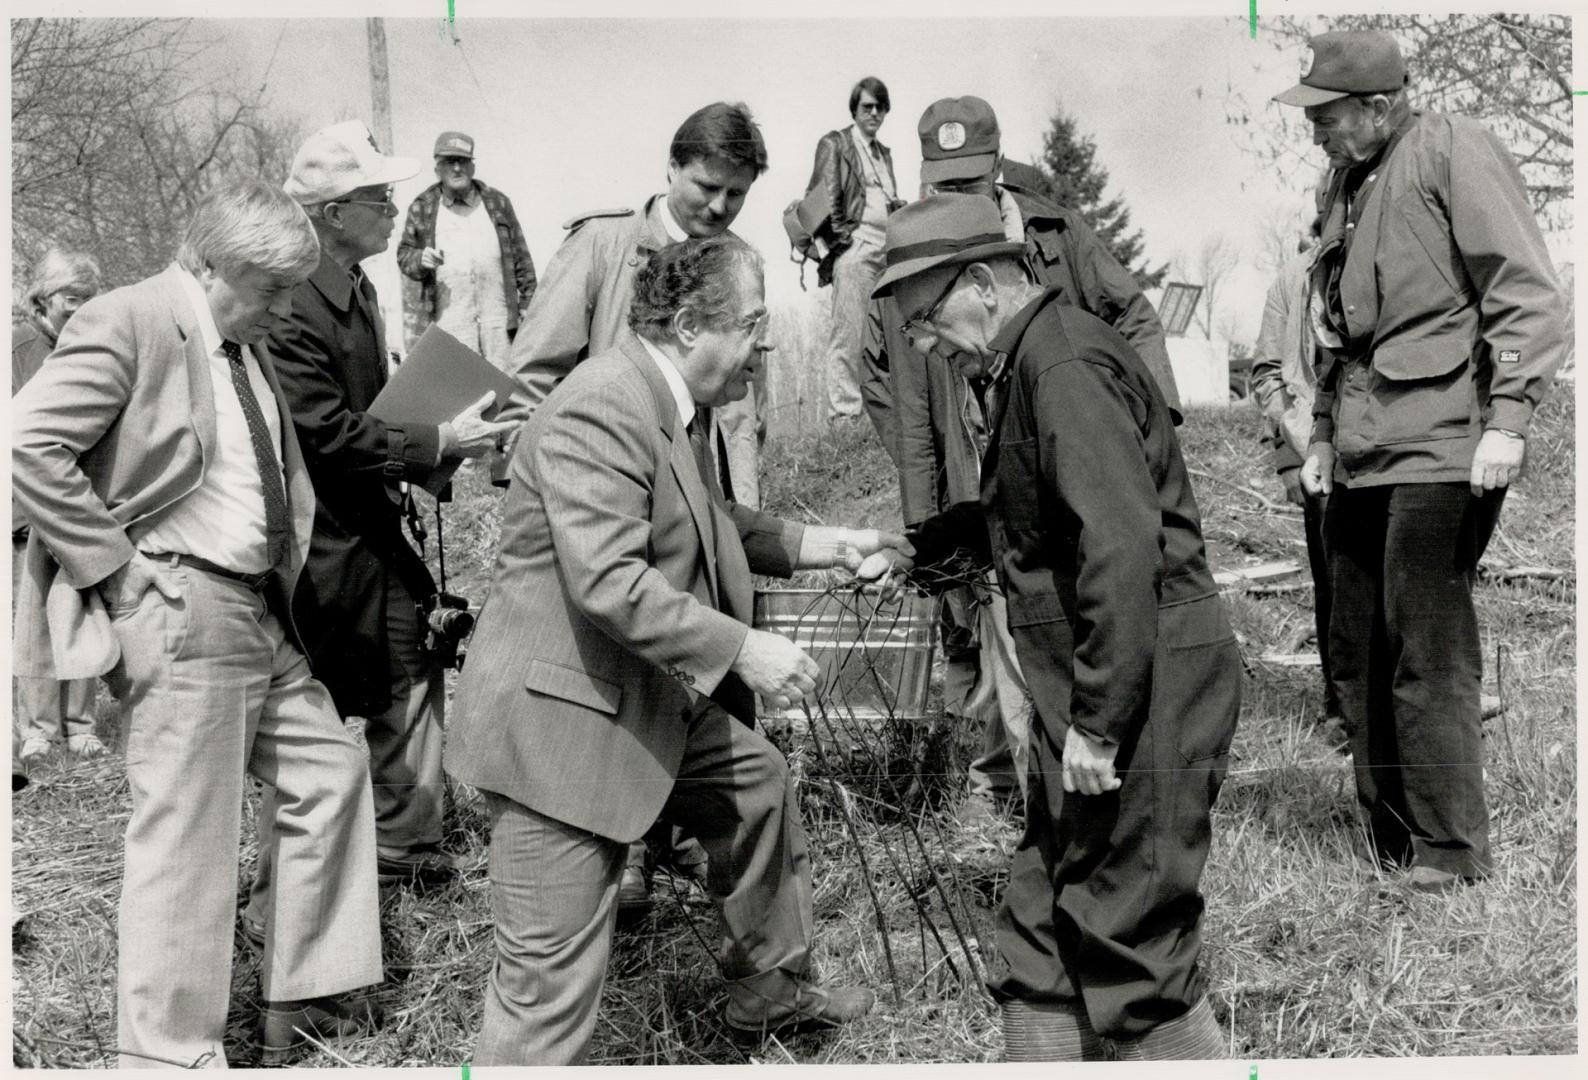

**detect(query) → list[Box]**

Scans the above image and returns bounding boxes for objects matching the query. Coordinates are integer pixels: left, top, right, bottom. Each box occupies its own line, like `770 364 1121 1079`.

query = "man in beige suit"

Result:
11 181 383 1067
446 235 902 1064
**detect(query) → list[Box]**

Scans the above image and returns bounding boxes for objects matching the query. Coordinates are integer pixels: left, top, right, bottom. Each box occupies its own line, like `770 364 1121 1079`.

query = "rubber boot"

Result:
1112 996 1227 1060
1002 999 1106 1061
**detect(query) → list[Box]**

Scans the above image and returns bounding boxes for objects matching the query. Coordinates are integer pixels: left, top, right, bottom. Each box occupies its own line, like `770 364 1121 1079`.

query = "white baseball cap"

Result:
284 120 420 204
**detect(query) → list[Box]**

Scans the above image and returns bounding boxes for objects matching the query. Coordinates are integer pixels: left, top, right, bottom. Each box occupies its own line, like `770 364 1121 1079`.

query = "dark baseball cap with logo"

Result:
433 131 475 159
1273 30 1407 107
918 96 1001 184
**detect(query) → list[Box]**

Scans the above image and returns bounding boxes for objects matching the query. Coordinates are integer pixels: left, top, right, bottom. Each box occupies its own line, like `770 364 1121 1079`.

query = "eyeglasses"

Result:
737 309 770 339
335 188 397 215
856 103 887 114
900 267 966 340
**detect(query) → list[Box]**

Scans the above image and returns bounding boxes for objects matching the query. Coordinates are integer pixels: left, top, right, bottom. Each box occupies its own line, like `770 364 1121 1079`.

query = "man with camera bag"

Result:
264 121 516 894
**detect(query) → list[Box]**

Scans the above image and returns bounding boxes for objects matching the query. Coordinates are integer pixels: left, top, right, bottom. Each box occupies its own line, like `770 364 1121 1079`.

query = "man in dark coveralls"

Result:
865 194 1239 1061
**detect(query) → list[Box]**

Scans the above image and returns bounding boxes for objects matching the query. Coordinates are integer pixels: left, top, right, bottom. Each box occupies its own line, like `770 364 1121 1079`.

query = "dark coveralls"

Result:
907 290 1240 1036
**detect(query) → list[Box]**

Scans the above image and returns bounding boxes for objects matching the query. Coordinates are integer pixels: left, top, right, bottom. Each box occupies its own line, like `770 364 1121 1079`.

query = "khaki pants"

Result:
825 231 887 421
105 562 382 1068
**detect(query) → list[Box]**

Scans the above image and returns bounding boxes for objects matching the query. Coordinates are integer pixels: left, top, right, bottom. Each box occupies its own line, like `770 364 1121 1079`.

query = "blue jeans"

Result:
1324 482 1502 878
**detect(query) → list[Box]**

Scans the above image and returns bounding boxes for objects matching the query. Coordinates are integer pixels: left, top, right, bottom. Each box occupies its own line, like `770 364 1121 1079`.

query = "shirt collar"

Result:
441 181 480 208
173 262 226 357
637 334 697 427
849 124 878 159
658 195 690 244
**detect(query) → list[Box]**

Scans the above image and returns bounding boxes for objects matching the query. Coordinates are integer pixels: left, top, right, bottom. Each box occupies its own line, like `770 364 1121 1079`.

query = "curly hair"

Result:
628 235 764 341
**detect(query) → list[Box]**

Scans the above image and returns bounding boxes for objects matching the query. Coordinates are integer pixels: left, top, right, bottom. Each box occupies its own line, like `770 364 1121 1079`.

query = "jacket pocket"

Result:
524 658 622 715
1157 598 1240 766
1368 338 1475 445
995 437 1040 531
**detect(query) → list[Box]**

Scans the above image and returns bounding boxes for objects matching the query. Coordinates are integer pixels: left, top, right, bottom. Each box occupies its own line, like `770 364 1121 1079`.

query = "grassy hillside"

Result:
10 391 1575 1066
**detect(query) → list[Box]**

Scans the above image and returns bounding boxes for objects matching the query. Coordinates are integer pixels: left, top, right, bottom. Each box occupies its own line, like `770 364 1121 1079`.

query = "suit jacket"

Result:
444 334 803 842
10 265 317 680
266 252 441 716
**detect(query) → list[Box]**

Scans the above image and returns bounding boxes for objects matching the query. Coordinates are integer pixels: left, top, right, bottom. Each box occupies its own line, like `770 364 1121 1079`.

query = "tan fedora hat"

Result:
872 193 1025 299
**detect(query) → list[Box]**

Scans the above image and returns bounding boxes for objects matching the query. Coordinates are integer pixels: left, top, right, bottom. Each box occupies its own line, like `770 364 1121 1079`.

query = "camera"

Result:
420 591 475 669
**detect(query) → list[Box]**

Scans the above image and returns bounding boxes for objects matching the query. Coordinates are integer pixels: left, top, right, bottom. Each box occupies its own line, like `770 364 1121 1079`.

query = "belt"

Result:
158 552 274 592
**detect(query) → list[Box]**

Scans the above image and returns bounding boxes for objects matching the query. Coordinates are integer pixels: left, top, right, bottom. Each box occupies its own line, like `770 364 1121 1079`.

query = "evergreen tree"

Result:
1018 104 1165 290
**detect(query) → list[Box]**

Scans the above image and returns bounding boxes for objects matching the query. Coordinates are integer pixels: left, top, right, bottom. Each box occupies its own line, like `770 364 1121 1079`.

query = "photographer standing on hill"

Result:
262 121 516 899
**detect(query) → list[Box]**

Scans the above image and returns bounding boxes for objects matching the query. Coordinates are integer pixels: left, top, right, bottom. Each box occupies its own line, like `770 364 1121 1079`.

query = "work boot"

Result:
1407 865 1479 895
1112 997 1227 1060
1002 999 1106 1061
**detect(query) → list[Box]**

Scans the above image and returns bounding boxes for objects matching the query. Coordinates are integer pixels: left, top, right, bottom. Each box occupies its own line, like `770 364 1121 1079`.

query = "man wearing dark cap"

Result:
865 193 1239 1061
1276 31 1565 893
862 95 1184 828
397 130 537 368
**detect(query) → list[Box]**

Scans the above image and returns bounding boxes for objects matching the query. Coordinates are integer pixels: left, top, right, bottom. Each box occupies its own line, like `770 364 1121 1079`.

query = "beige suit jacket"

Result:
10 265 317 679
445 334 802 842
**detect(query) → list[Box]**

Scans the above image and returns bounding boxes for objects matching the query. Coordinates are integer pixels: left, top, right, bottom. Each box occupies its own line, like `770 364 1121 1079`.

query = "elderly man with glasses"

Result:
256 121 516 906
866 193 1239 1062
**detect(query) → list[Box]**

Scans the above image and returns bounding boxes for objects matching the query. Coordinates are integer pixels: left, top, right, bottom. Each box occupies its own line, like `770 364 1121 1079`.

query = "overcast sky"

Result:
11 0 1578 347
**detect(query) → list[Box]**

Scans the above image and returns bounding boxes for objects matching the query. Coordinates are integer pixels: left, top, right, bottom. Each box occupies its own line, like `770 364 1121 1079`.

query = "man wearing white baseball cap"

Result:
261 121 516 904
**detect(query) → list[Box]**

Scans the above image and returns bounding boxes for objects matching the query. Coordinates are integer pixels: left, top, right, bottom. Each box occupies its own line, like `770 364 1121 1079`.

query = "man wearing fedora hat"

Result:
861 95 1183 831
1276 31 1564 893
397 130 537 367
262 121 517 899
865 193 1239 1061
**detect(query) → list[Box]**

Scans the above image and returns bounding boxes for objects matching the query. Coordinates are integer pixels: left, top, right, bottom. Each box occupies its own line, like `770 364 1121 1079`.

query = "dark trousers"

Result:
1302 492 1340 717
1323 482 1502 878
988 593 1240 1037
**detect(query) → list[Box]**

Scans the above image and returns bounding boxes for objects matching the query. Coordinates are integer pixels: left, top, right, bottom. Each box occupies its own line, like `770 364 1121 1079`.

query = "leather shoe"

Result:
725 979 875 1043
259 991 382 1065
617 865 652 913
376 844 465 889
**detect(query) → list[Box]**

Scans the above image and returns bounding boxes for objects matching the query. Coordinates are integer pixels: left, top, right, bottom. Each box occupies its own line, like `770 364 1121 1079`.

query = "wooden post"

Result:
366 18 393 153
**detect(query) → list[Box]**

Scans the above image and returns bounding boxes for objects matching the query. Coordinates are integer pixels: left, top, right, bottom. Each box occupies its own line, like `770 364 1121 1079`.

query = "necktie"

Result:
686 409 722 550
222 341 292 570
351 266 388 364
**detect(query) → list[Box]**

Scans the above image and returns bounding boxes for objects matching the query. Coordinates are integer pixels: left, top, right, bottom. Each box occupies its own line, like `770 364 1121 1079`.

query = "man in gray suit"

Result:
445 235 903 1063
11 181 383 1067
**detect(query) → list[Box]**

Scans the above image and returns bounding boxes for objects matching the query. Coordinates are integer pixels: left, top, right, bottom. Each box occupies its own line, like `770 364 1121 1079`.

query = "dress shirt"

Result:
137 265 283 573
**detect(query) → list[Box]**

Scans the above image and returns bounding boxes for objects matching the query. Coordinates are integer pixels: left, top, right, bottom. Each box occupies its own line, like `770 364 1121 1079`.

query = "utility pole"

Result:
367 18 393 152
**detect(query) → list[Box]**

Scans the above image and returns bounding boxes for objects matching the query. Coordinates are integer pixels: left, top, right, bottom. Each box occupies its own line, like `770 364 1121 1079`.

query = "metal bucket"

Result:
752 588 939 720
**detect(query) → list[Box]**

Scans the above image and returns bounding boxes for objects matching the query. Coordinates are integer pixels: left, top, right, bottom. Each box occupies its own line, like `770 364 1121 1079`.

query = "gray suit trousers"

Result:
106 561 382 1068
473 697 814 1065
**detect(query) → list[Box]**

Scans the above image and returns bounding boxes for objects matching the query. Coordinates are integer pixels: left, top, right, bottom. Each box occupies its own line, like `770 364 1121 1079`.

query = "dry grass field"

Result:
9 345 1576 1066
